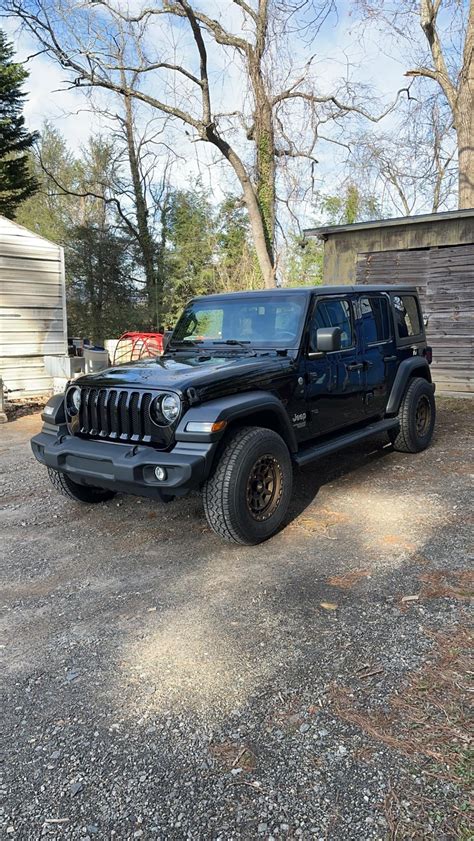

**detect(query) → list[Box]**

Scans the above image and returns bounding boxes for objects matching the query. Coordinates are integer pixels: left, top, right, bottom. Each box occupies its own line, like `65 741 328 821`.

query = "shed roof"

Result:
304 207 474 239
0 213 61 248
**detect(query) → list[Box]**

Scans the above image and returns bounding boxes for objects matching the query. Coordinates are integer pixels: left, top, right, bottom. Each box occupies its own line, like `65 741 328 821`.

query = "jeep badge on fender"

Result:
32 286 435 545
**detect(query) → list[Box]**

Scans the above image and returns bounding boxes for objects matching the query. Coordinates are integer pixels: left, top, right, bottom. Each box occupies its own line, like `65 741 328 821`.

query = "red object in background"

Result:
113 332 164 366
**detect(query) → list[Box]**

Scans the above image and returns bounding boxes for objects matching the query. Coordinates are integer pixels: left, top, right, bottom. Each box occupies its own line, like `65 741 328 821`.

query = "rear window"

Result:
359 296 391 343
392 295 422 338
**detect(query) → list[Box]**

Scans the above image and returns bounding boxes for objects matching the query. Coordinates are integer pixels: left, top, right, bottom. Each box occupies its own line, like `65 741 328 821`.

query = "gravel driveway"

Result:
1 399 472 840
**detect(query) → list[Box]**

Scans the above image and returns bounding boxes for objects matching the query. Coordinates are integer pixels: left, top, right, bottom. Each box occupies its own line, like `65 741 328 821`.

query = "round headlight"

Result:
161 393 180 423
67 386 81 415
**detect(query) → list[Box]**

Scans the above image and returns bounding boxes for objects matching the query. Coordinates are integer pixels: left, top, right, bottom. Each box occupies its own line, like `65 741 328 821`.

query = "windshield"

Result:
170 295 307 348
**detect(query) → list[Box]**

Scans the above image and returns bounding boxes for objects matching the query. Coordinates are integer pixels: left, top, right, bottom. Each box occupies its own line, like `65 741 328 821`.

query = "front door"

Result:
305 295 366 436
356 293 398 417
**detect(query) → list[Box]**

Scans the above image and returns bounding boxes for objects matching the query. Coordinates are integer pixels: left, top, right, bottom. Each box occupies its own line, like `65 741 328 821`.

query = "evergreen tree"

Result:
0 30 38 218
162 187 217 324
67 223 139 344
283 234 323 288
216 197 262 292
320 184 381 226
16 121 82 241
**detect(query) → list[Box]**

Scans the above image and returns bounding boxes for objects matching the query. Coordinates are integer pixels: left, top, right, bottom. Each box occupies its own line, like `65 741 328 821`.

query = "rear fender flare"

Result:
386 358 432 416
175 391 298 452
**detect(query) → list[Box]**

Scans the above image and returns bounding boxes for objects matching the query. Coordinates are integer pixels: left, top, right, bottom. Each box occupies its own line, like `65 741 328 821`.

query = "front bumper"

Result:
31 423 217 500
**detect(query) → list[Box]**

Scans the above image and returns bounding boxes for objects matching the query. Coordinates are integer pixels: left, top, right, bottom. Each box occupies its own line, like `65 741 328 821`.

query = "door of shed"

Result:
356 243 474 395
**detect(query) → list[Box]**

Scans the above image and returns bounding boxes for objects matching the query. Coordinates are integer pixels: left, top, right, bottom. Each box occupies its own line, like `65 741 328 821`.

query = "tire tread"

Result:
203 426 291 544
47 468 115 503
391 377 435 453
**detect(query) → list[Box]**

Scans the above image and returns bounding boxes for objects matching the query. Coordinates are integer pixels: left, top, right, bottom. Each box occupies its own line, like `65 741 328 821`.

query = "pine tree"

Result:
0 30 38 218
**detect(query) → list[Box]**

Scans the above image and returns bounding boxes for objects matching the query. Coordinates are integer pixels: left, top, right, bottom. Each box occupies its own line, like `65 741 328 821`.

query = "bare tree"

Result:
348 93 457 215
4 0 408 286
356 0 473 208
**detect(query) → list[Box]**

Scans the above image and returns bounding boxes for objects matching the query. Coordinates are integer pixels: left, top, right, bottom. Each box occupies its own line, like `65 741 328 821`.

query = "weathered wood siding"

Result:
321 215 474 285
356 244 474 394
0 216 66 396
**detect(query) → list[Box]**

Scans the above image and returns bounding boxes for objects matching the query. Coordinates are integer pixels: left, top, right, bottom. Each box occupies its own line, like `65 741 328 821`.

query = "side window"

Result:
310 298 354 351
392 295 422 338
359 296 391 344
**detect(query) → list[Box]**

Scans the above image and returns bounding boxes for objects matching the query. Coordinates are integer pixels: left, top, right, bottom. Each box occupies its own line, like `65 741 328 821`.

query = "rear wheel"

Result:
390 377 436 453
47 468 116 503
203 426 293 544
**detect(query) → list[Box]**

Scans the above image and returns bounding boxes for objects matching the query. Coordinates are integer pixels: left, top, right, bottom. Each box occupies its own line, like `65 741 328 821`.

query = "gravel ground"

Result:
1 399 472 840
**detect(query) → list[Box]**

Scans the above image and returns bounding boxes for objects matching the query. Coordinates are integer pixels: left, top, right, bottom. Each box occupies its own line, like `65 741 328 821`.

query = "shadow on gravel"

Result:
287 435 394 524
2 401 472 838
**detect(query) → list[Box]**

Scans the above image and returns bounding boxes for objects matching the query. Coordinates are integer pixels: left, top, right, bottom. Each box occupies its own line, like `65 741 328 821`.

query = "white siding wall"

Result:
0 216 67 396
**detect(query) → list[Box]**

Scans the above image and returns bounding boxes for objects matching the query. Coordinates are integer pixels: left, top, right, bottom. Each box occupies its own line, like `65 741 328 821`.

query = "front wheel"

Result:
47 468 116 503
203 426 293 544
390 377 436 453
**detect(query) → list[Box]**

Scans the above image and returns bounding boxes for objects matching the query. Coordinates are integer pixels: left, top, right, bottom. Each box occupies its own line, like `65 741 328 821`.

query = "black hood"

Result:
75 350 297 403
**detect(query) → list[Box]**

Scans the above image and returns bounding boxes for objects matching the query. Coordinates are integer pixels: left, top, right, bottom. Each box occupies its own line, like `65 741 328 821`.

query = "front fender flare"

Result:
386 358 433 416
175 391 298 452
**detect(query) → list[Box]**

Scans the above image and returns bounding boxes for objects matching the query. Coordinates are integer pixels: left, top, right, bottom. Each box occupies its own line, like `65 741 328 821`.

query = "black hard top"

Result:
193 285 418 301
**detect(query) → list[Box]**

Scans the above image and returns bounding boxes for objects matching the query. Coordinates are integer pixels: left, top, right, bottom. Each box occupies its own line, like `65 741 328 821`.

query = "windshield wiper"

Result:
212 339 251 348
169 339 204 348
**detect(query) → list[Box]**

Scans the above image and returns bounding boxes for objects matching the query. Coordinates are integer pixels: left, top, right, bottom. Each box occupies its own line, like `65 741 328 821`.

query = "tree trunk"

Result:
122 89 160 324
248 12 277 286
208 126 275 288
254 100 276 266
456 2 474 208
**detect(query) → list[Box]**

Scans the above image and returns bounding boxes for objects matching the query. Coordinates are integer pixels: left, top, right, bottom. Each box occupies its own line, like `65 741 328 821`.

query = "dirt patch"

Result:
418 569 474 601
327 568 369 589
332 624 473 836
289 507 349 537
4 395 49 421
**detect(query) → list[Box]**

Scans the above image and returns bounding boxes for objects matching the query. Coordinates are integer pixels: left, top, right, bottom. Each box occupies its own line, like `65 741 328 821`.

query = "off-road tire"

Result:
390 377 436 453
203 426 293 545
47 468 116 503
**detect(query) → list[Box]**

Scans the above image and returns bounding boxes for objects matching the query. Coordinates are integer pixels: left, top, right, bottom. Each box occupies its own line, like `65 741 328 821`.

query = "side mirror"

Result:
316 326 342 353
163 330 173 351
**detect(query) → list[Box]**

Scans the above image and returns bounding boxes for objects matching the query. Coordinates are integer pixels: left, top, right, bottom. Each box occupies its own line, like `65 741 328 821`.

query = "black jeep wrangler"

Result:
32 286 435 544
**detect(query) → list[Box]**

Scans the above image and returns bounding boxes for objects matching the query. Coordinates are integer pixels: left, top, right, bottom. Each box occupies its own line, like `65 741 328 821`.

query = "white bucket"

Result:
84 348 110 374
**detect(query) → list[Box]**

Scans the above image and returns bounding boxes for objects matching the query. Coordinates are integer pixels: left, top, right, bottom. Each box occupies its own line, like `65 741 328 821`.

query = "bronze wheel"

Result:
203 426 293 544
246 455 283 521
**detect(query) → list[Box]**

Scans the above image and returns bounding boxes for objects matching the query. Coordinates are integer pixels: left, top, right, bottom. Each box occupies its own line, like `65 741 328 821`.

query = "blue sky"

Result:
3 1 444 226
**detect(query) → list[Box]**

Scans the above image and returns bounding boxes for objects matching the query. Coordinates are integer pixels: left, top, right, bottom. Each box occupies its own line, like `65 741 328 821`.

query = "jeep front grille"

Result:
78 387 155 443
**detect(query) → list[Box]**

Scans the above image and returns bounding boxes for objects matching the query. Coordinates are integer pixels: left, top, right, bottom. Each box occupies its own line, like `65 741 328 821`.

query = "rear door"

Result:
356 293 397 416
305 294 367 435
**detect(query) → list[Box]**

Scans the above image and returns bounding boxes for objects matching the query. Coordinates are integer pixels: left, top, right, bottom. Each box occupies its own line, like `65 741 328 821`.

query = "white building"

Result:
0 216 67 396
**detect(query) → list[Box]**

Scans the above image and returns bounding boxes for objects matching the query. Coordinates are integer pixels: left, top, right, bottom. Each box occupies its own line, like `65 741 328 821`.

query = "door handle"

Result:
383 355 397 362
346 362 363 371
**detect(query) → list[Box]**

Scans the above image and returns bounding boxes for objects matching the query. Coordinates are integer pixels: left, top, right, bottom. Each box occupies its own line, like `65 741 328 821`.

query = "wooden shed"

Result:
305 209 474 396
0 216 67 397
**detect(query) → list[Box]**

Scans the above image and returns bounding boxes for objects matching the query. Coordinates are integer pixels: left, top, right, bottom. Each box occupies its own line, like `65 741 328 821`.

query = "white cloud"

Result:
4 17 96 148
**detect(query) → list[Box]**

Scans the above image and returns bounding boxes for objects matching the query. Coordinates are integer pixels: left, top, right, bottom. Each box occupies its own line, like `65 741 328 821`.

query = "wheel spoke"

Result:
246 454 283 521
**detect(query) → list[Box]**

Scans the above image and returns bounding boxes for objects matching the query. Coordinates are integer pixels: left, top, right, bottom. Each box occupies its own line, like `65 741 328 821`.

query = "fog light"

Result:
154 466 167 481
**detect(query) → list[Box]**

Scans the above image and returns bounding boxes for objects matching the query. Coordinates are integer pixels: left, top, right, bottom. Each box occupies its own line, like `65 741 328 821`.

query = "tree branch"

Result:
418 0 457 109
272 86 411 122
232 0 258 23
176 0 212 126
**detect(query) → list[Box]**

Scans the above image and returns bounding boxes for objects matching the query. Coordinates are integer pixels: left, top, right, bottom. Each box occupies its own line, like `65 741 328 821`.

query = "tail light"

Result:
423 347 433 365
